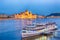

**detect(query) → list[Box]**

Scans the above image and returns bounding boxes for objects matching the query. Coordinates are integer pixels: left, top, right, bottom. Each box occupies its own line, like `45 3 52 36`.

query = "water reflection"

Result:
22 34 53 40
21 19 33 28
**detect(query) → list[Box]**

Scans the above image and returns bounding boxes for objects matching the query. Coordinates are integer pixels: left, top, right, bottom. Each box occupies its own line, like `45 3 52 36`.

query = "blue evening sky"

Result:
0 0 60 16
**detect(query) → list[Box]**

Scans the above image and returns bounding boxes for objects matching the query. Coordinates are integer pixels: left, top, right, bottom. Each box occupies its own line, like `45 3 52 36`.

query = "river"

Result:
0 18 60 40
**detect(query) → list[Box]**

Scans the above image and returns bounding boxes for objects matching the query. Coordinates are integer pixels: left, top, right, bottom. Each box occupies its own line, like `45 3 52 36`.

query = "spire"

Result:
25 10 28 12
29 11 32 14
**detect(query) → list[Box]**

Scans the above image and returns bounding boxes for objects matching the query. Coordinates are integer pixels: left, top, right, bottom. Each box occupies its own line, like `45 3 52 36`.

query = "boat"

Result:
22 22 57 38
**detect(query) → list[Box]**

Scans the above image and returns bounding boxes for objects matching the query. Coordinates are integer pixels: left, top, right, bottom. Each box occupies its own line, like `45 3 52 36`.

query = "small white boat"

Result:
22 22 57 38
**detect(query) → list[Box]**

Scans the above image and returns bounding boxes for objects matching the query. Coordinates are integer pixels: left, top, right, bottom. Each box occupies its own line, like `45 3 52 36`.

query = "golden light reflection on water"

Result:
35 36 47 40
22 34 53 40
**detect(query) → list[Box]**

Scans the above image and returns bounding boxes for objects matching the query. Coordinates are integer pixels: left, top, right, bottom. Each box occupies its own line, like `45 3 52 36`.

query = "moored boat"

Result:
22 22 57 38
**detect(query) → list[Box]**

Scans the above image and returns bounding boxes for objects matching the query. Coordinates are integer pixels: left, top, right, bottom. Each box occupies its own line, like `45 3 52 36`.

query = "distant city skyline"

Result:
0 0 60 16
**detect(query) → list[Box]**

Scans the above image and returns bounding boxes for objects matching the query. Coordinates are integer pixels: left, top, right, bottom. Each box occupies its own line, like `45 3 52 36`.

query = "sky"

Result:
0 0 60 16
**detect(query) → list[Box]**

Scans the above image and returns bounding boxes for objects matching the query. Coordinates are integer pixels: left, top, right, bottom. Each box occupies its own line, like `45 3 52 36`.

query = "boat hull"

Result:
22 27 57 38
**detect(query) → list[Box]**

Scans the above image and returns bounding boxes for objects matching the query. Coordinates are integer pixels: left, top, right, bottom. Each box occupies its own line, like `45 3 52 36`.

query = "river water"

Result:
0 18 60 40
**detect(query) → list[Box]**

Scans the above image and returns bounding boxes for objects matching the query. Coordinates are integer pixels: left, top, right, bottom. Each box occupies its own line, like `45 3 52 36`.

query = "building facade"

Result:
14 10 37 19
